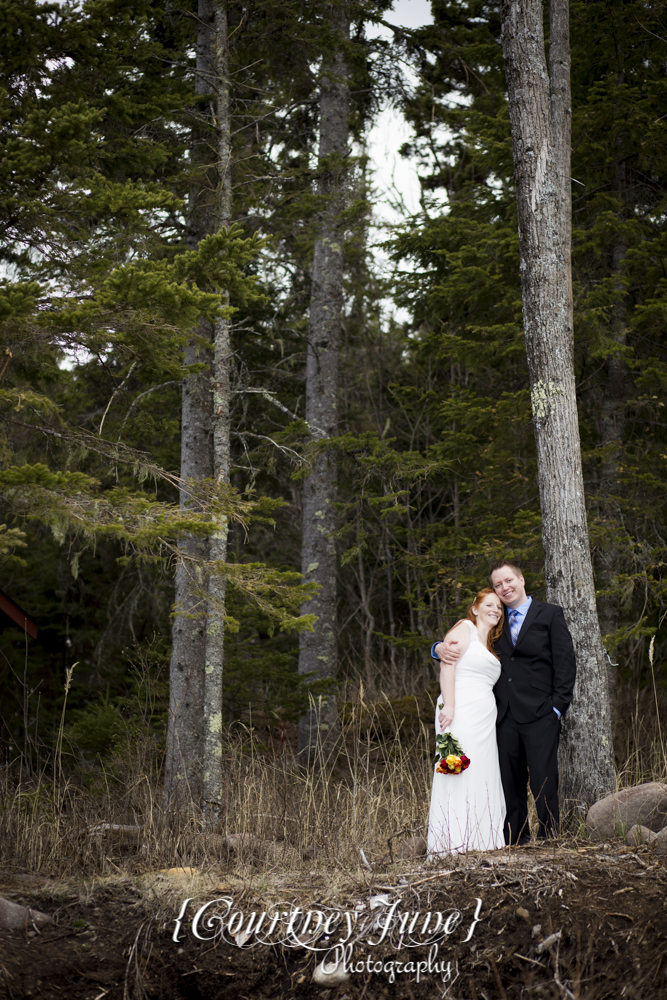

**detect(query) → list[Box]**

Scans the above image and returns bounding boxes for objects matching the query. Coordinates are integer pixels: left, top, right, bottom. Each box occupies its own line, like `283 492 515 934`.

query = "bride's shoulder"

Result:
443 619 475 649
452 618 478 638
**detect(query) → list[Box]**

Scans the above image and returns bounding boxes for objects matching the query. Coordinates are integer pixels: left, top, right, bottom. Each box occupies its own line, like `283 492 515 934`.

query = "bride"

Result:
427 588 506 856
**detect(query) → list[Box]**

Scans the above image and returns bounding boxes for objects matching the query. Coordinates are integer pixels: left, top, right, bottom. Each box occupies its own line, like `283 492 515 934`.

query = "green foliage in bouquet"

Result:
435 725 471 775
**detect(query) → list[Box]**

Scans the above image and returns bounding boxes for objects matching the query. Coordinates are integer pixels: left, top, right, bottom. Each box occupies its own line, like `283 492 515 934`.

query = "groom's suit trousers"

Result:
496 706 561 842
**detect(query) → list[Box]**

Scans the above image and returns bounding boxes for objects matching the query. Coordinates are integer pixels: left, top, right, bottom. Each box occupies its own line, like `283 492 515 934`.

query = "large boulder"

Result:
652 826 667 856
586 782 667 839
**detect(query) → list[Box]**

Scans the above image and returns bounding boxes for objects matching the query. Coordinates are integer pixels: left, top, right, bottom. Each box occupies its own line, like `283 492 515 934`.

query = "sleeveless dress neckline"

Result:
463 618 500 662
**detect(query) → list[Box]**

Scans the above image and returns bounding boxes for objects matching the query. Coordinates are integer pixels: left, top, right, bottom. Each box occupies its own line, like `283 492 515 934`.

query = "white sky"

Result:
365 0 435 322
368 0 434 223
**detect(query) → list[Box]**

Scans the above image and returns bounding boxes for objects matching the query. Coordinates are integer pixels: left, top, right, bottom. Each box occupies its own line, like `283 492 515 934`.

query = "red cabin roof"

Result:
0 588 37 640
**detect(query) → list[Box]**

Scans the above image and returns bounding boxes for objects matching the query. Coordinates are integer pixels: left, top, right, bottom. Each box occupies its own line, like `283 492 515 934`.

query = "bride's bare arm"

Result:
437 621 471 730
434 628 467 666
438 660 455 730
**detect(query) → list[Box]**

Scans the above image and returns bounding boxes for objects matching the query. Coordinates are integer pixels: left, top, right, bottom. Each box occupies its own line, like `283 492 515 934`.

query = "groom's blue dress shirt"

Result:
431 594 561 718
508 596 532 640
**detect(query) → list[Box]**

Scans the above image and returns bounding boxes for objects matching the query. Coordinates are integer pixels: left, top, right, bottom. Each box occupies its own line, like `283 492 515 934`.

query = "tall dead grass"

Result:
614 682 667 787
2 674 666 879
0 690 433 877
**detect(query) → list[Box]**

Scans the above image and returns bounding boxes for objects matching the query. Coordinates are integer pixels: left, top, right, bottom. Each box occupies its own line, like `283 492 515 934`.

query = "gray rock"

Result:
0 896 52 930
394 836 427 860
652 826 667 855
625 824 657 846
586 782 667 839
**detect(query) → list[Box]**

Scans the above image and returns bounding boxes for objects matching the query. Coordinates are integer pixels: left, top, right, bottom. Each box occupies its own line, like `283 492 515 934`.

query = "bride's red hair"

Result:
466 588 504 651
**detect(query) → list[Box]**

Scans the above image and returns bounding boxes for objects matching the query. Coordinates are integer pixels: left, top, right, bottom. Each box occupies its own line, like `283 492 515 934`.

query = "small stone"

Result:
626 824 656 846
536 930 562 954
531 923 542 939
516 907 530 922
313 959 350 986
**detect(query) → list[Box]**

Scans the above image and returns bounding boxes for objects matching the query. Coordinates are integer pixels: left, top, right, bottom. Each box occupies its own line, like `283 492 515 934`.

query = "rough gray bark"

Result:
297 4 350 765
500 0 615 812
203 0 233 817
165 0 216 809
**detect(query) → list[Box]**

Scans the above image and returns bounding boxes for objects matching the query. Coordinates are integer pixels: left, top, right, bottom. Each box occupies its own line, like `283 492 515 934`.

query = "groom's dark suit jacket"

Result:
494 599 576 725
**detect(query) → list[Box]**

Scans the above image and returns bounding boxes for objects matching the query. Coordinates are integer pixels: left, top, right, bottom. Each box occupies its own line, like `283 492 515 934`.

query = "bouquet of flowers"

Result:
435 703 470 774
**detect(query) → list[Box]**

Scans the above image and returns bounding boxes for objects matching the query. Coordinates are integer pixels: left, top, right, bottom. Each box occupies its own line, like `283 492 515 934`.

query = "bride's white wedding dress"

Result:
427 620 506 855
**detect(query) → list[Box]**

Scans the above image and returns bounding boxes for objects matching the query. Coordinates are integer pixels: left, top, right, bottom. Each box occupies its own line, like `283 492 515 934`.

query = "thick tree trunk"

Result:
202 0 233 818
165 0 216 808
297 4 350 765
500 0 615 813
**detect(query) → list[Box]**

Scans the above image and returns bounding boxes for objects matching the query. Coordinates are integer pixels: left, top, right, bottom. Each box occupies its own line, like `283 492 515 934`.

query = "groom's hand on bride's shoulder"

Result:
435 638 461 665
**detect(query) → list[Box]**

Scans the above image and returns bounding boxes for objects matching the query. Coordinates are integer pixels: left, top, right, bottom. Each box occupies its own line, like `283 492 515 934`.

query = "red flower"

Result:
434 728 471 775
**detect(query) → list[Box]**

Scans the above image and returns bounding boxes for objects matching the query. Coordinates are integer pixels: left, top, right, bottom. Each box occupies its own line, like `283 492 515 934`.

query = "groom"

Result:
432 560 576 845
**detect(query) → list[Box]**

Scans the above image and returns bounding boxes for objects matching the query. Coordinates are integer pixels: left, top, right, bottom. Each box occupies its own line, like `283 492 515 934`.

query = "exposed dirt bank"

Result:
1 843 666 999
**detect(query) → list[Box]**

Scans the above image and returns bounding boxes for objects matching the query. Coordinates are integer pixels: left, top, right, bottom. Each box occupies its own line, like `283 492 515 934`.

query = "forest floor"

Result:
1 840 667 1000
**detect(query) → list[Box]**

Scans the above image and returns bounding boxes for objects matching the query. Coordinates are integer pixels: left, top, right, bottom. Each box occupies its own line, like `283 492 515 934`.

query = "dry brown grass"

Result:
614 682 667 788
1 680 666 883
0 690 433 879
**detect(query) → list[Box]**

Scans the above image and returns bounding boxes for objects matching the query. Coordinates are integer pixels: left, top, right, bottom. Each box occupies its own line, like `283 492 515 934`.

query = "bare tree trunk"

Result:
500 0 615 812
202 0 233 819
165 0 216 808
357 536 375 693
297 3 350 765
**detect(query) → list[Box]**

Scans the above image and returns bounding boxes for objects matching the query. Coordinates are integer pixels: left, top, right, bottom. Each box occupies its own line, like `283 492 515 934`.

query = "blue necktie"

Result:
509 609 521 646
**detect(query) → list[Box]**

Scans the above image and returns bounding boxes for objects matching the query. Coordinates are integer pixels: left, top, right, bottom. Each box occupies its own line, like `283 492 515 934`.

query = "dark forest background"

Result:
1 0 666 770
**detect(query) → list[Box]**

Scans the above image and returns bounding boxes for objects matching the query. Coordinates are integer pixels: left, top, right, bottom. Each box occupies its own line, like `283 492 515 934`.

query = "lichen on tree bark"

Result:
500 0 615 812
